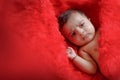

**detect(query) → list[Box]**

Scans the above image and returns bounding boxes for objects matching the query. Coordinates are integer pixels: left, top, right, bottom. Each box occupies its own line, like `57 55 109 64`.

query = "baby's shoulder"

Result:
78 41 96 53
78 45 89 53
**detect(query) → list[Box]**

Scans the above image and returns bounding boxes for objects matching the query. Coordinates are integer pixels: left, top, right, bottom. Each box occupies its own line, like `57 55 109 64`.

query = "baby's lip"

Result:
82 34 88 40
80 35 85 40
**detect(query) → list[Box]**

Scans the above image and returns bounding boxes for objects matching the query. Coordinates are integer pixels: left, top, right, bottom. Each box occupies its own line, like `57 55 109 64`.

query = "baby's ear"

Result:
88 18 91 21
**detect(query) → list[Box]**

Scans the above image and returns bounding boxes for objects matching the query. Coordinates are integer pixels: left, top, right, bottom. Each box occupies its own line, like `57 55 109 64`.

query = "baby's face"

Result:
61 12 95 46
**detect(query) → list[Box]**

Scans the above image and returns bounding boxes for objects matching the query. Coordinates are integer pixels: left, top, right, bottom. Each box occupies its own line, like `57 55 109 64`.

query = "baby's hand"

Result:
66 47 77 60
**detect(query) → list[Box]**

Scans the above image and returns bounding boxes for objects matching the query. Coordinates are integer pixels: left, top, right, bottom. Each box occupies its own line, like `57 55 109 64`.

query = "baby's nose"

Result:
76 27 85 34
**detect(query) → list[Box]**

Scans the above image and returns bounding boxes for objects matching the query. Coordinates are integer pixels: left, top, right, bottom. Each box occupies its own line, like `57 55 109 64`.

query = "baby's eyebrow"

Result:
79 19 84 23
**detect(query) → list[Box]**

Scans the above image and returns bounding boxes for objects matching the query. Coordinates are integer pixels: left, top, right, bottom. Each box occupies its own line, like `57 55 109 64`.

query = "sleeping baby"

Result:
58 9 99 74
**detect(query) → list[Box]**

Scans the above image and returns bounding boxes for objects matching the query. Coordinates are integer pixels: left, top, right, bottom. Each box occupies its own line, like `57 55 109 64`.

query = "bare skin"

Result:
80 30 99 63
61 11 99 74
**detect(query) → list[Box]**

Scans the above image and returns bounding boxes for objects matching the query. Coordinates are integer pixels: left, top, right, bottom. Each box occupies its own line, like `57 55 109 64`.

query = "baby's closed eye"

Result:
71 32 76 37
79 22 85 27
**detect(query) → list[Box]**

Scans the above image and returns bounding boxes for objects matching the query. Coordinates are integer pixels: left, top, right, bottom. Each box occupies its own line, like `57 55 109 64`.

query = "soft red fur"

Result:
0 0 120 80
99 0 120 79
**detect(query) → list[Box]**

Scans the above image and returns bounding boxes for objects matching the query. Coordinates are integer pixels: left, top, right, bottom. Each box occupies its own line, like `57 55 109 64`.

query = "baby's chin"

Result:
86 35 93 41
73 41 88 46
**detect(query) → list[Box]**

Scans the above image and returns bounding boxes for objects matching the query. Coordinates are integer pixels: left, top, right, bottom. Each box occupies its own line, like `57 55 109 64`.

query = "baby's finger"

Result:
66 49 71 53
68 47 72 49
68 47 74 51
67 53 72 58
67 50 72 55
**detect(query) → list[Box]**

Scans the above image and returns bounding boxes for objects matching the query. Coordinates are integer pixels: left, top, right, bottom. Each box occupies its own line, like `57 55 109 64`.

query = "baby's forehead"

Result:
67 12 87 23
71 12 86 18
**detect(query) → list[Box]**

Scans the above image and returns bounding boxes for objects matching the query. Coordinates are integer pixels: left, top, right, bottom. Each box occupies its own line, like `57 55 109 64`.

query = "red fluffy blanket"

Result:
0 0 120 80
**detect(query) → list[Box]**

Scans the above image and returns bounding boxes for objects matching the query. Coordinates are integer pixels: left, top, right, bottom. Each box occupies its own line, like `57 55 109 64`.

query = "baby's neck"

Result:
94 30 99 41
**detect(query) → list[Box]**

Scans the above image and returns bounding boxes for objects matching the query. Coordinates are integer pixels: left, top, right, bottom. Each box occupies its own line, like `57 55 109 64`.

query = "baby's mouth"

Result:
82 34 88 40
80 35 85 40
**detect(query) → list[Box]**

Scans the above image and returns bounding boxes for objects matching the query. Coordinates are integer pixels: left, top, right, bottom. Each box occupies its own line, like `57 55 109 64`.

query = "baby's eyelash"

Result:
81 23 84 26
80 22 85 27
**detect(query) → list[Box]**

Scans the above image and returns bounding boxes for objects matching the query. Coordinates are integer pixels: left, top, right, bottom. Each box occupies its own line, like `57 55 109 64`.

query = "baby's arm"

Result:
67 47 97 74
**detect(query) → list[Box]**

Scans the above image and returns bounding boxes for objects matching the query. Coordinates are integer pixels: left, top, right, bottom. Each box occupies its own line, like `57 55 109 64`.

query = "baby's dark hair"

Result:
58 9 87 31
